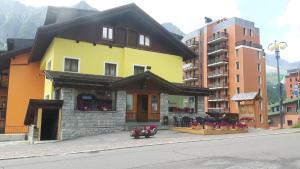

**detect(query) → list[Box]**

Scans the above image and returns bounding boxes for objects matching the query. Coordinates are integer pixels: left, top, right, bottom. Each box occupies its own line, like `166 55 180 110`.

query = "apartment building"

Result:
183 17 268 128
285 68 300 99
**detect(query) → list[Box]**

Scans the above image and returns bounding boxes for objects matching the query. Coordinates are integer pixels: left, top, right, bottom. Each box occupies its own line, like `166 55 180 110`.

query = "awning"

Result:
45 70 211 96
24 99 63 125
231 92 259 101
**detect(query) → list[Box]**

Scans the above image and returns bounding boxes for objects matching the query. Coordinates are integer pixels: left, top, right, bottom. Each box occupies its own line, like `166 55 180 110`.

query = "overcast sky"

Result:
17 0 300 62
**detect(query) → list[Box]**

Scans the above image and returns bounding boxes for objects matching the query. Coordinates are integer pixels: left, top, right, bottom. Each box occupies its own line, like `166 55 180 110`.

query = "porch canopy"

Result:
44 70 212 96
24 99 63 125
231 92 260 102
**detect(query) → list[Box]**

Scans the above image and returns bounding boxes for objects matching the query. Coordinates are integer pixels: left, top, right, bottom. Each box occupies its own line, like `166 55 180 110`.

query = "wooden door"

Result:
137 95 148 122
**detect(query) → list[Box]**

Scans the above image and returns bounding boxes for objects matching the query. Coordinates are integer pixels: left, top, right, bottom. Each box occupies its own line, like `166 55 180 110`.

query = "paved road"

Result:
1 132 300 169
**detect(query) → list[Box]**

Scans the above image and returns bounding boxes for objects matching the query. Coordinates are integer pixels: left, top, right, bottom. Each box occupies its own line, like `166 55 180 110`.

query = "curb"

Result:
0 129 299 161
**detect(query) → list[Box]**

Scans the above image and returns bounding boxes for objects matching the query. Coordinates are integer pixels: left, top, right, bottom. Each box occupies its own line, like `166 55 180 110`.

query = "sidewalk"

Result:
0 128 299 160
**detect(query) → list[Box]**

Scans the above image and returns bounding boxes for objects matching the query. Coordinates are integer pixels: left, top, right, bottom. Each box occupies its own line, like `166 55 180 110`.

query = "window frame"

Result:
63 57 80 73
104 61 118 76
133 64 147 75
102 26 114 40
138 34 151 47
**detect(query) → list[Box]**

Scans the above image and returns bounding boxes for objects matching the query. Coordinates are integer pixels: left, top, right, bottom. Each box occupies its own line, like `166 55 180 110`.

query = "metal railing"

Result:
207 107 230 113
186 40 199 47
207 57 228 65
207 44 228 54
208 95 229 101
208 32 228 43
207 69 228 77
236 40 262 49
208 82 229 89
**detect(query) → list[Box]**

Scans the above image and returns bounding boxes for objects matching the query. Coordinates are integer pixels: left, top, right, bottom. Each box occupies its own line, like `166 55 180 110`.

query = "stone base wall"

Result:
60 88 126 140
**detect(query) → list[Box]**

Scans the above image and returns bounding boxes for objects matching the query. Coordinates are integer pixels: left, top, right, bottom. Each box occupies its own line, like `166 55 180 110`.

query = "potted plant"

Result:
204 121 214 130
219 121 229 130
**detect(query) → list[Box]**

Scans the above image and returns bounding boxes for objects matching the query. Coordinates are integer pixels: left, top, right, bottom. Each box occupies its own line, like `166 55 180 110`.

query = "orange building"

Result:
285 68 300 99
182 17 268 128
0 46 45 134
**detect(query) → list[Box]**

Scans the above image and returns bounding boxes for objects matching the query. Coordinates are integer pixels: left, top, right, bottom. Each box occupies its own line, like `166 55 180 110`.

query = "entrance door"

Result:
137 95 148 122
41 109 59 140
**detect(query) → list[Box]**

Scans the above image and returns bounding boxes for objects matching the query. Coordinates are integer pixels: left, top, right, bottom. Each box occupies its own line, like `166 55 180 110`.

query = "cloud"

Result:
276 0 300 62
18 0 240 33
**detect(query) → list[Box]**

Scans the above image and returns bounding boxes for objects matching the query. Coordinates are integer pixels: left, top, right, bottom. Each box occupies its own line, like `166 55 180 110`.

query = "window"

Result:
259 100 262 110
151 95 159 113
243 28 246 35
287 120 293 126
287 107 293 112
258 88 261 96
47 60 52 70
260 114 263 123
77 90 116 111
258 76 262 85
102 26 113 40
236 49 239 57
257 51 260 59
236 62 240 70
126 94 134 111
236 74 240 82
134 65 145 75
290 84 292 88
257 63 261 72
290 78 292 82
168 95 195 113
105 63 117 76
249 29 253 37
139 34 150 46
237 87 240 94
64 58 79 72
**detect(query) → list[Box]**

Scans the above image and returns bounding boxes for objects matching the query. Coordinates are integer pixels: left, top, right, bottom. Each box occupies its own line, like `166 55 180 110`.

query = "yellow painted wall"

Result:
41 37 184 96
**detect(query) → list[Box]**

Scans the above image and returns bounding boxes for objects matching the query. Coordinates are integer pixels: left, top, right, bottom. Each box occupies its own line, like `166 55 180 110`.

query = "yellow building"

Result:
0 3 210 140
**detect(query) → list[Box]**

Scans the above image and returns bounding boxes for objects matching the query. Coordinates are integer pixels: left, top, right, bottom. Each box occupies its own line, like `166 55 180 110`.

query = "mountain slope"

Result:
161 22 185 36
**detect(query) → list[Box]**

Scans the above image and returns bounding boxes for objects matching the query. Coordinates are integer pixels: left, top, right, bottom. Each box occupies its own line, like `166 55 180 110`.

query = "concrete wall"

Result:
60 88 126 140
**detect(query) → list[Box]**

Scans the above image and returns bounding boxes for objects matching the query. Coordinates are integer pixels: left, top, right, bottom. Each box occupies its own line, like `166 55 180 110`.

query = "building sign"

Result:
294 83 299 97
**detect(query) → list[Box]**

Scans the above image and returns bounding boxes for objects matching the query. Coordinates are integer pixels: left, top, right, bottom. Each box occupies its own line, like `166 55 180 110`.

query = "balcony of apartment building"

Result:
207 32 228 45
183 62 198 71
207 54 228 67
0 73 9 89
185 38 199 50
207 42 228 56
208 82 229 90
207 68 228 79
207 107 230 114
183 74 198 82
208 94 229 102
235 40 262 49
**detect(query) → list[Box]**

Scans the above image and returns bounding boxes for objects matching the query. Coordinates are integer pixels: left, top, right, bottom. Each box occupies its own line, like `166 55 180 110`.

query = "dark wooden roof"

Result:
45 70 210 96
45 70 122 89
24 99 63 125
30 3 196 62
0 47 31 70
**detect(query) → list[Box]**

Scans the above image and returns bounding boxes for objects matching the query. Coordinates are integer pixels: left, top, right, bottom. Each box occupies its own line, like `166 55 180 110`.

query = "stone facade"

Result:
60 88 126 140
59 89 205 139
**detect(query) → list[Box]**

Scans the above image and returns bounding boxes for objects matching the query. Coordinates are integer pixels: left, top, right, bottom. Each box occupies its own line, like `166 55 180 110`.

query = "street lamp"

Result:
268 41 288 129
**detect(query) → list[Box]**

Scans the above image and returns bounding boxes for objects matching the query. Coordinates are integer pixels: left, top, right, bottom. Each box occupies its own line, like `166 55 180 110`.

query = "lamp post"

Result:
268 41 288 129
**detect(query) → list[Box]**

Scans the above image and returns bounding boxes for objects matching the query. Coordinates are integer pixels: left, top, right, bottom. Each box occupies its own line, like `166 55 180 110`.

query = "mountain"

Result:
161 22 185 36
265 54 300 73
72 1 97 11
0 0 47 50
0 0 97 50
